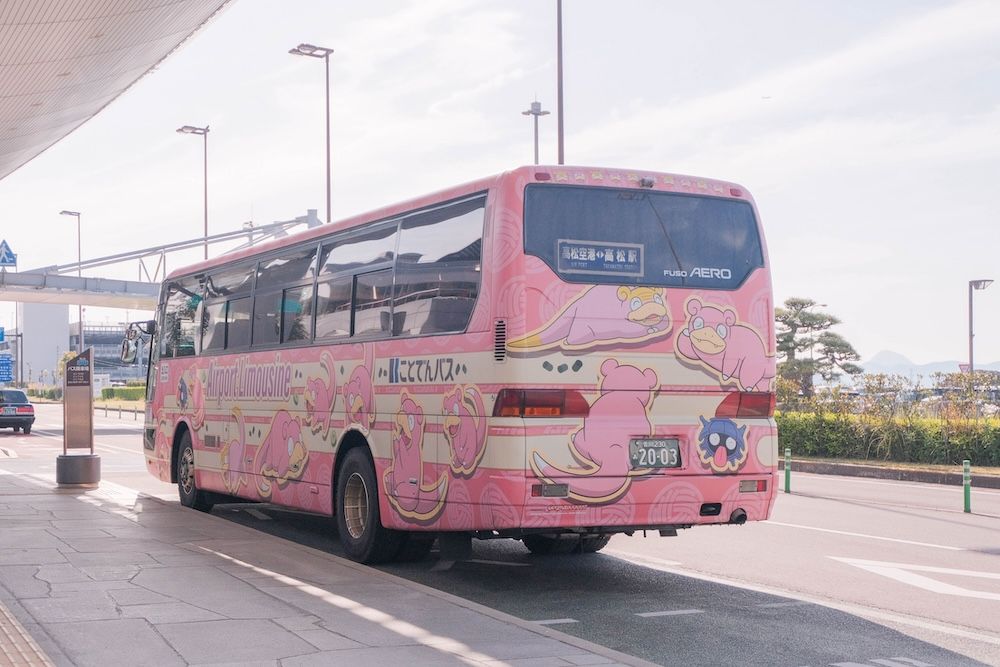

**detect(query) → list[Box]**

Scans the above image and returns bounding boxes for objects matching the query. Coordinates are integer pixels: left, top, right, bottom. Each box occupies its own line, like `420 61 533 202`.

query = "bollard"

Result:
964 460 971 513
118 406 122 419
784 447 791 493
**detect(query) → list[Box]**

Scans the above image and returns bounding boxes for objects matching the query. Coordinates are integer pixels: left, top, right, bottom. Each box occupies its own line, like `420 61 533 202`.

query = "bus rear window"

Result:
524 184 764 289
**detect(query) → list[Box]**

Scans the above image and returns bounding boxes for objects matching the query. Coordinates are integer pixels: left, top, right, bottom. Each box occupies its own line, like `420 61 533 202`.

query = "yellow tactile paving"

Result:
0 601 53 667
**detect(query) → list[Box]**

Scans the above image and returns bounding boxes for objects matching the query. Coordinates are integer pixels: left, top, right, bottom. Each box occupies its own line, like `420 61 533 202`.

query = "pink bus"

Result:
122 165 778 563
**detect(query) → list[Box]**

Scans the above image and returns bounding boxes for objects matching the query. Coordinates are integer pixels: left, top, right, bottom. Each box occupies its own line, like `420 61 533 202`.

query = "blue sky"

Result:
1 0 998 366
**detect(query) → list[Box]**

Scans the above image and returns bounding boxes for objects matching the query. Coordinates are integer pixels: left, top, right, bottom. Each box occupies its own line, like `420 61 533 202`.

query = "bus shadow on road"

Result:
212 502 992 667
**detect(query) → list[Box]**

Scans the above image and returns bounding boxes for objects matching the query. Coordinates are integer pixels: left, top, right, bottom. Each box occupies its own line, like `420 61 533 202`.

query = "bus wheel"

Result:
522 534 578 556
177 431 214 512
579 534 611 553
336 448 403 563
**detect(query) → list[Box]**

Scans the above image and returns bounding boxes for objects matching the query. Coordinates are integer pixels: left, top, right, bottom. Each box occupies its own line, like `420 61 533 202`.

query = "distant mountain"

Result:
861 350 1000 383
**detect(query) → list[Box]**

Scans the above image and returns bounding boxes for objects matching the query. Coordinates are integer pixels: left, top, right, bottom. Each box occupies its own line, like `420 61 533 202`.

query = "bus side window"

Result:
353 269 394 337
226 297 252 349
202 301 227 352
394 197 485 335
161 278 202 358
315 275 352 340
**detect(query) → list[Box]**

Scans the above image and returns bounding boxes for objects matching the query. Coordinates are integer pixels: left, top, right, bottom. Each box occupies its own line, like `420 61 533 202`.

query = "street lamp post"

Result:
969 279 993 375
176 125 210 260
556 0 565 165
522 101 550 165
289 42 334 224
59 210 84 352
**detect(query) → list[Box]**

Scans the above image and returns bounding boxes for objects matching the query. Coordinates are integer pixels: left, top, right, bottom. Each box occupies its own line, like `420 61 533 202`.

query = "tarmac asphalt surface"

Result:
5 404 999 667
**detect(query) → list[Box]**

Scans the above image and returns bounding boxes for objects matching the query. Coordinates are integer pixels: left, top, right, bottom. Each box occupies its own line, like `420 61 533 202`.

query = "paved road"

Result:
4 404 998 666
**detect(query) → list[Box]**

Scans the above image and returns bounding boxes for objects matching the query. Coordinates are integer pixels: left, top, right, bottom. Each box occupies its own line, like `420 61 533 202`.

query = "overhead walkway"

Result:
0 210 321 309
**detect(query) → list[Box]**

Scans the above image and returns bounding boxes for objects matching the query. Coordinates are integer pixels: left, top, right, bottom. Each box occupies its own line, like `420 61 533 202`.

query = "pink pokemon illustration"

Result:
304 351 337 441
220 407 248 494
443 385 488 477
675 297 774 391
344 346 375 432
177 370 206 431
531 359 658 504
385 393 448 523
507 285 671 352
254 410 308 499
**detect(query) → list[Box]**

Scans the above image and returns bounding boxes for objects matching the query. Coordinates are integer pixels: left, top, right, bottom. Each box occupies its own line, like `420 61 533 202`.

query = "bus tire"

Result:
177 431 214 512
522 534 578 556
579 534 611 553
336 448 403 564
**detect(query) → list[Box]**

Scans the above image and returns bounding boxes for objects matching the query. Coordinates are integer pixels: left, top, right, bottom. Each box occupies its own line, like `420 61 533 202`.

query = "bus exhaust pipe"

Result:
729 509 747 525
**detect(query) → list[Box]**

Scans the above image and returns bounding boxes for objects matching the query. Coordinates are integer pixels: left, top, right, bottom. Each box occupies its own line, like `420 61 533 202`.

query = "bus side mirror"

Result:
145 320 157 335
121 338 138 364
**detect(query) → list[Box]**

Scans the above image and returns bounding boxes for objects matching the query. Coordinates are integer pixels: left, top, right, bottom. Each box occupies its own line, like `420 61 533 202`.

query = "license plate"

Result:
1 407 14 415
629 438 681 469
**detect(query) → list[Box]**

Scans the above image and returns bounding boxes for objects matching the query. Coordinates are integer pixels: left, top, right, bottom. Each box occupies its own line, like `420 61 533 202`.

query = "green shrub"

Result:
102 387 145 401
777 411 1000 467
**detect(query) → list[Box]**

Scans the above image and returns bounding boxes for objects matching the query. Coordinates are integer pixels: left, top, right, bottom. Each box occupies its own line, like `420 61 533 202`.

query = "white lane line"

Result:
764 521 965 551
466 559 531 567
533 618 578 625
635 609 703 617
605 549 1000 647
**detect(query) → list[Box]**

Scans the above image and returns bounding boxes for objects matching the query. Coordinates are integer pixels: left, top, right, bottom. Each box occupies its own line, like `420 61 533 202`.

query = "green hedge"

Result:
100 387 146 401
777 411 1000 467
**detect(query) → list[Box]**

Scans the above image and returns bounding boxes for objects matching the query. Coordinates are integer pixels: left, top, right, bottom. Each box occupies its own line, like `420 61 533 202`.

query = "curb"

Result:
779 459 1000 489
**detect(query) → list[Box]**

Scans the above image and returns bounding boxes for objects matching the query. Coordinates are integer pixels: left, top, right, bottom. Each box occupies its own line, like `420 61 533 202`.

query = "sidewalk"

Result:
0 470 648 667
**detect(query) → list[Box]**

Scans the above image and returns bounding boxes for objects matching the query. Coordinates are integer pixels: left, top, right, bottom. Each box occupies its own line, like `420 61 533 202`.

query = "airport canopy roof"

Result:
0 0 232 181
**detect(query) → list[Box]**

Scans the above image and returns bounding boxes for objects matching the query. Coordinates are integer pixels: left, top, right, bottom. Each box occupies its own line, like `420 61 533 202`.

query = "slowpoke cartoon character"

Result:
344 347 375 432
178 371 206 431
220 408 248 494
697 416 748 474
443 385 488 477
385 393 448 522
304 351 337 440
254 410 308 499
675 297 774 391
507 285 671 352
531 359 658 503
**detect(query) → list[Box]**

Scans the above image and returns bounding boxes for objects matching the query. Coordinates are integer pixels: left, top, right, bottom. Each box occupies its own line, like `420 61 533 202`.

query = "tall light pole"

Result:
176 125 210 260
289 42 334 224
59 210 84 352
522 101 550 164
969 279 993 375
556 0 565 164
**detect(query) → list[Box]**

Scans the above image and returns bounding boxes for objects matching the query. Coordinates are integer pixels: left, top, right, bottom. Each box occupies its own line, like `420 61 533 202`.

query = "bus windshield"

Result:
524 184 764 289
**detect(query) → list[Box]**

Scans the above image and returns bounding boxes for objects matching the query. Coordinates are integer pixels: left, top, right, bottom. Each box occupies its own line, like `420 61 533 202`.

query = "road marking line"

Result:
635 609 703 617
465 559 531 567
605 549 1000 647
533 618 578 625
756 601 811 608
870 658 933 667
832 557 1000 600
764 521 965 551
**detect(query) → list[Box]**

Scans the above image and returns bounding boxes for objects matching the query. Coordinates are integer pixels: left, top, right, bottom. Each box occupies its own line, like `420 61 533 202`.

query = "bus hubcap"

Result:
344 472 368 539
180 449 194 495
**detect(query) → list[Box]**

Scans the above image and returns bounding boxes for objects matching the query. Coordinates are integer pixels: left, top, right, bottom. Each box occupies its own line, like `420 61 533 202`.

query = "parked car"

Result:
0 389 35 434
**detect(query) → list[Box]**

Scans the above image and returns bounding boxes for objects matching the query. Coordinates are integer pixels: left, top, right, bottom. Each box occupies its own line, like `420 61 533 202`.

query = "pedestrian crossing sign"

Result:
0 240 16 267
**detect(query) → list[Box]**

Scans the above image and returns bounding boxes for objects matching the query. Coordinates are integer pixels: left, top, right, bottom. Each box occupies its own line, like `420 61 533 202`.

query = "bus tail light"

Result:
739 479 768 493
493 389 590 418
715 392 775 418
